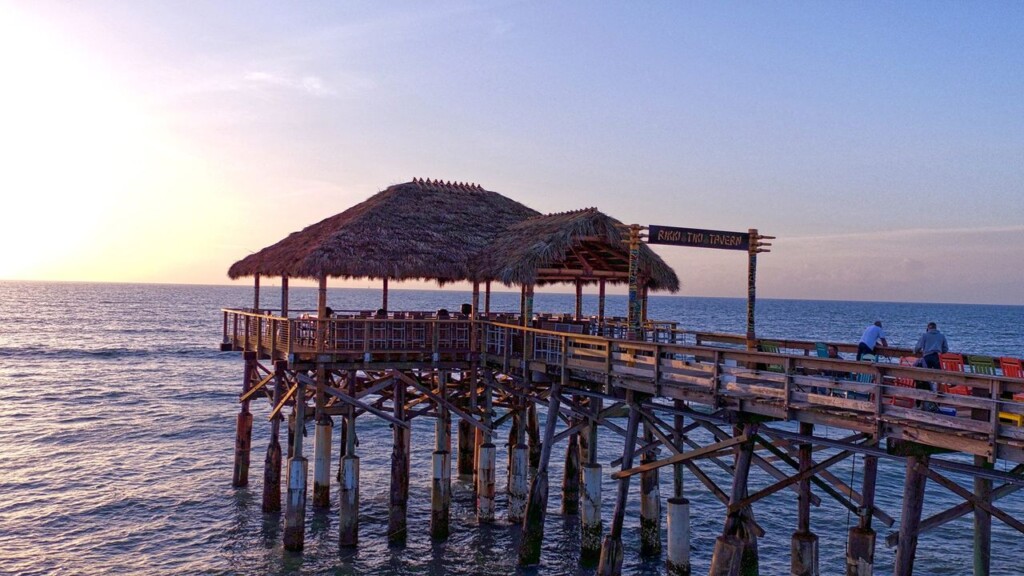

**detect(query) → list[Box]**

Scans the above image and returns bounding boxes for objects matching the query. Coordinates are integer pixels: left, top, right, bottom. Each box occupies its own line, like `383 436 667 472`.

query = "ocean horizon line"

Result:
1 277 1020 308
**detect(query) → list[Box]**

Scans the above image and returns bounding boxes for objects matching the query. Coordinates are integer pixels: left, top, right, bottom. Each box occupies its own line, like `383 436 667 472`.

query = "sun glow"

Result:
0 7 236 283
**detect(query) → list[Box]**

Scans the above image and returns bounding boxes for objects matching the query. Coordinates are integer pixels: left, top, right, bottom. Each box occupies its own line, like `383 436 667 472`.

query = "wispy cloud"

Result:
244 71 335 97
784 225 1024 243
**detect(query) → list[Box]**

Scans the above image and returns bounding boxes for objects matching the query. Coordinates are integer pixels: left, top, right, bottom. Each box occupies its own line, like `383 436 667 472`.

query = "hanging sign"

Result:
647 225 750 251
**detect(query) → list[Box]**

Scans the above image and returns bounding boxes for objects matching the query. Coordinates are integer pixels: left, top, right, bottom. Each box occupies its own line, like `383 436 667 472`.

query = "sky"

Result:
2 1 1022 304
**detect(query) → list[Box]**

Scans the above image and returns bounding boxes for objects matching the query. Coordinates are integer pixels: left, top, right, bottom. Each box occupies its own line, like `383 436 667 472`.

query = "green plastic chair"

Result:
967 355 997 376
757 341 785 373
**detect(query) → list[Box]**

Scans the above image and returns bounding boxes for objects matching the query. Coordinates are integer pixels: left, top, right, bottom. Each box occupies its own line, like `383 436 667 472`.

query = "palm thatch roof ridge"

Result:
473 207 680 292
228 178 540 283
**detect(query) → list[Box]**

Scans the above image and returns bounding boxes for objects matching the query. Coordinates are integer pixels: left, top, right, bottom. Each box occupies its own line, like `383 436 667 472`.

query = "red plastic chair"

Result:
1000 357 1024 401
939 353 969 395
889 356 918 407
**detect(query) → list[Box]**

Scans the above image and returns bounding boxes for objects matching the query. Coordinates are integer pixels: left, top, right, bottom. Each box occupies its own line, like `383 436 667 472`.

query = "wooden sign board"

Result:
647 225 750 251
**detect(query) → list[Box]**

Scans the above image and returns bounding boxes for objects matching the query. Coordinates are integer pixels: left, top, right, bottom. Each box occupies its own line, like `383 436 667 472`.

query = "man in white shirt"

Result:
857 320 888 360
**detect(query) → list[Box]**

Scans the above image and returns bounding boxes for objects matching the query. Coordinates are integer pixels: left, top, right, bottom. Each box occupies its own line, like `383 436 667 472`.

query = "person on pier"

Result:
856 320 888 360
913 322 948 369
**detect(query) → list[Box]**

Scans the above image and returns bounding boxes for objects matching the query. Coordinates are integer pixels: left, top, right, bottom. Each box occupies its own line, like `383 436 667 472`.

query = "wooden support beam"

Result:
886 463 1024 548
613 434 749 479
318 381 409 429
920 464 1024 535
728 449 851 513
394 371 488 433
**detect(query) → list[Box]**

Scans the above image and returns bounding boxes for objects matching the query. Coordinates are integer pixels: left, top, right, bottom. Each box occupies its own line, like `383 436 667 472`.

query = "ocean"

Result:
0 281 1021 575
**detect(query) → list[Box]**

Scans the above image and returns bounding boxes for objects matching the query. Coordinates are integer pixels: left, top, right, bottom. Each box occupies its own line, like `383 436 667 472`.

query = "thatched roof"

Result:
228 179 539 283
228 179 680 292
473 208 680 292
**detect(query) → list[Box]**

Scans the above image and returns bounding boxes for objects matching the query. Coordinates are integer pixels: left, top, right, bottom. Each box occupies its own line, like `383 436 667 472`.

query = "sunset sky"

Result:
2 2 1022 304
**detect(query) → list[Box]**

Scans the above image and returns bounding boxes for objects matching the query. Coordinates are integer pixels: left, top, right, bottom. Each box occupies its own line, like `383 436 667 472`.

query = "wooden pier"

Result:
221 179 1024 575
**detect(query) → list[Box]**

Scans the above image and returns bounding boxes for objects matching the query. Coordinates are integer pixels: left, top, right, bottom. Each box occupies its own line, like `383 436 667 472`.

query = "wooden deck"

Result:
222 308 1024 465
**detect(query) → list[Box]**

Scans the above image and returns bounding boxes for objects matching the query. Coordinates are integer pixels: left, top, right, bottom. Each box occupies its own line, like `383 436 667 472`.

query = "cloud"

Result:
244 71 336 97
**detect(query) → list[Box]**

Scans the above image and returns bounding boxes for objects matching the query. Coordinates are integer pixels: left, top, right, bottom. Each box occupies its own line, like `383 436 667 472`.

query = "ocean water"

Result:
0 281 1021 576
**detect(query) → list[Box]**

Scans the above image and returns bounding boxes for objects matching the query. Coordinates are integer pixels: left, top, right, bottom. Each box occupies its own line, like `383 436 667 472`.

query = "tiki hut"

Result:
473 208 680 292
228 179 540 284
228 179 678 296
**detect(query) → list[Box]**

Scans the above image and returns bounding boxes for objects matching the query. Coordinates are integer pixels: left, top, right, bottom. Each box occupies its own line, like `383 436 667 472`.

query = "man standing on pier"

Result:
913 322 949 369
857 320 888 360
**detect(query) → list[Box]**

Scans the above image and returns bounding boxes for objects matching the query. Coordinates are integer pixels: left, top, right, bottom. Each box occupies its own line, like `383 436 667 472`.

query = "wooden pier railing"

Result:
221 308 1024 463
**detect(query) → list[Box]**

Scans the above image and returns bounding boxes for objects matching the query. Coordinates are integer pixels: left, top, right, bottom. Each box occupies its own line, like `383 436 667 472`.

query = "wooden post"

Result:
508 405 529 523
339 375 359 547
262 360 286 512
431 370 451 539
792 422 818 576
626 224 642 339
597 395 641 575
382 277 388 313
668 399 690 575
283 378 308 551
485 280 491 315
667 497 691 576
253 273 260 311
457 419 475 479
389 377 410 542
709 424 756 576
598 279 606 335
517 379 563 566
575 278 583 320
561 425 580 515
846 451 878 576
312 366 331 509
581 462 604 567
893 455 929 576
478 358 496 522
974 455 993 576
280 275 289 317
641 284 649 324
746 228 757 350
232 351 256 487
527 400 541 472
640 420 662 556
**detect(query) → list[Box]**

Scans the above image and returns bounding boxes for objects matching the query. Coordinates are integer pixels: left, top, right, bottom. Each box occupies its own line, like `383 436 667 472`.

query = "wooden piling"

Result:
667 400 690 575
518 380 563 566
477 442 496 522
597 396 641 575
339 375 359 548
283 379 307 551
846 452 878 576
431 449 450 539
527 401 541 473
312 414 332 509
791 422 818 576
457 419 474 479
431 370 451 539
232 351 256 487
580 462 603 566
640 421 662 557
893 455 929 576
709 424 756 576
338 453 359 547
389 377 410 542
561 429 580 515
477 371 495 521
666 497 691 576
509 444 529 523
261 360 287 513
974 455 993 576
